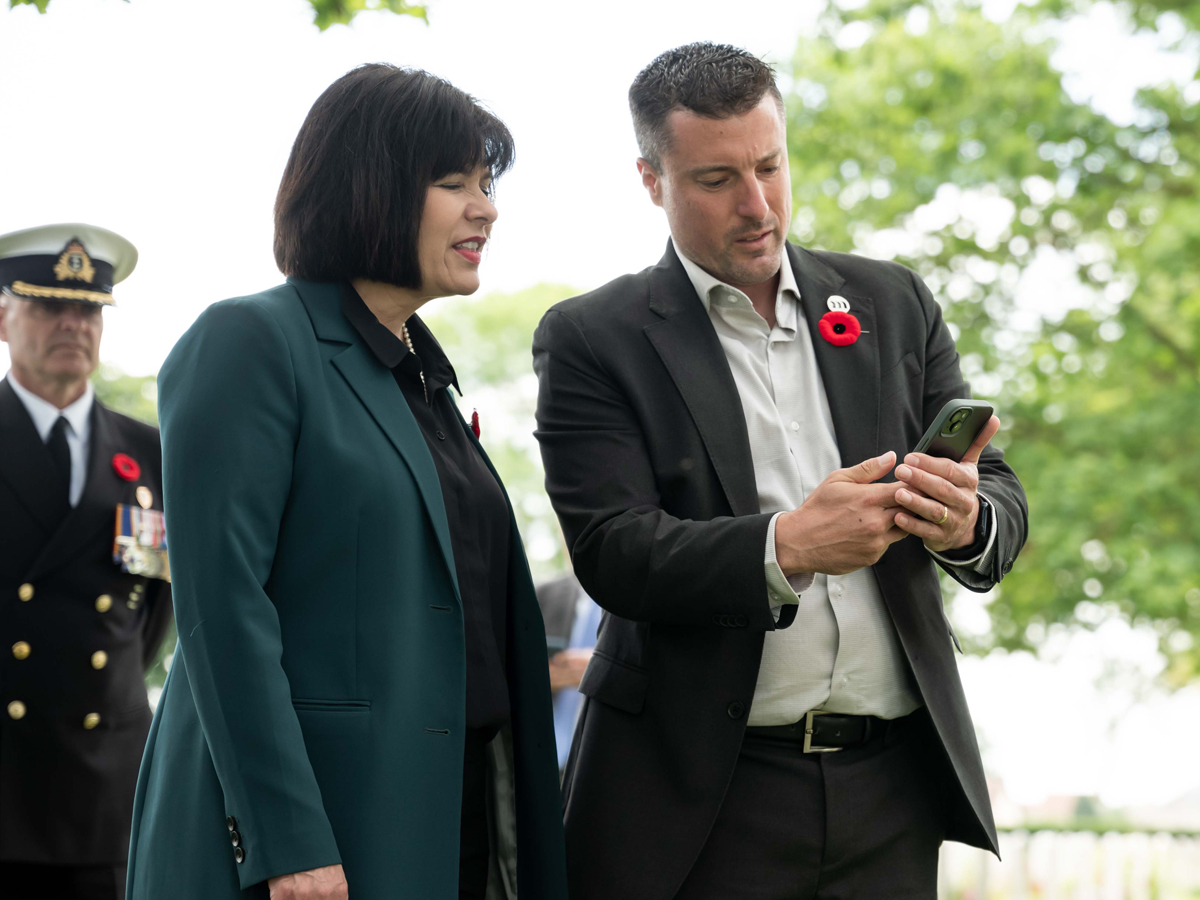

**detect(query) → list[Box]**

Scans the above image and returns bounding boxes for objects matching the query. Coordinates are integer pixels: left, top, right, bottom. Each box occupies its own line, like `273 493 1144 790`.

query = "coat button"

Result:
230 830 241 847
227 816 237 832
234 847 245 864
83 713 101 730
18 583 34 602
12 642 31 660
91 651 108 670
95 594 113 613
727 701 745 719
7 701 26 720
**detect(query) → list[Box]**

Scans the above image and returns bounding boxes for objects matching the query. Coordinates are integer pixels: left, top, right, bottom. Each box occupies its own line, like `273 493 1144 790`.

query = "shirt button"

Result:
12 642 31 660
790 421 801 432
830 582 844 599
17 583 33 602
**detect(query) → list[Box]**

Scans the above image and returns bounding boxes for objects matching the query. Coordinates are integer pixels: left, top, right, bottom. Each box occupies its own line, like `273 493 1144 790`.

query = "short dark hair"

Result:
274 64 514 287
628 42 782 171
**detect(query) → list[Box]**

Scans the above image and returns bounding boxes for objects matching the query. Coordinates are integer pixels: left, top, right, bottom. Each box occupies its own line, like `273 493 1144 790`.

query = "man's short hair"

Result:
628 42 782 171
274 64 514 288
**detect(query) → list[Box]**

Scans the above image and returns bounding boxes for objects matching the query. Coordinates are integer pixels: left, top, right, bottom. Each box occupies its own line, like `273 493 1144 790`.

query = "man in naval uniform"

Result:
0 224 173 899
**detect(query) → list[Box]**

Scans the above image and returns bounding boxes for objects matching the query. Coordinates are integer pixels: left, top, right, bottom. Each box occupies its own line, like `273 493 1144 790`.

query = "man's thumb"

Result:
844 451 895 484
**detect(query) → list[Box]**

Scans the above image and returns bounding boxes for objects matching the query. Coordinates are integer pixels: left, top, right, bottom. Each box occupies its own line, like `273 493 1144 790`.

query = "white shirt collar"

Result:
671 238 801 329
6 372 94 442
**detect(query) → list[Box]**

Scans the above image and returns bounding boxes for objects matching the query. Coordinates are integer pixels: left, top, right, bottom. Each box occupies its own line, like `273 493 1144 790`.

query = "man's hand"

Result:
775 452 908 576
549 648 593 692
892 415 1001 553
269 865 348 900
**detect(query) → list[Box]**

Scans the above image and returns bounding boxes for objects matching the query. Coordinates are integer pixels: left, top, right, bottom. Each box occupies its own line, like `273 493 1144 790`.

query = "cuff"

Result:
927 491 997 576
765 512 814 617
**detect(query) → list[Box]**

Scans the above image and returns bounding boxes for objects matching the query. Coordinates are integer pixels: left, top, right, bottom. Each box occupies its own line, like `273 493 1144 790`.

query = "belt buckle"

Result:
803 710 843 754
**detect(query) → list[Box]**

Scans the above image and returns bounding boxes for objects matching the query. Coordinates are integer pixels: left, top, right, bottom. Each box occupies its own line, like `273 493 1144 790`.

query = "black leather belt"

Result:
745 710 888 753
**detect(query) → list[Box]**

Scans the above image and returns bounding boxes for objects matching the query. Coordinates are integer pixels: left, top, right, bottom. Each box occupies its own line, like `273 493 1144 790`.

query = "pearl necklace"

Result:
401 322 428 402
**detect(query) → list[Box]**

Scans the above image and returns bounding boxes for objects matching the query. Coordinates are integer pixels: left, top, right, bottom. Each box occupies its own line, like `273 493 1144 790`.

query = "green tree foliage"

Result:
6 0 428 30
785 0 1199 680
92 365 158 425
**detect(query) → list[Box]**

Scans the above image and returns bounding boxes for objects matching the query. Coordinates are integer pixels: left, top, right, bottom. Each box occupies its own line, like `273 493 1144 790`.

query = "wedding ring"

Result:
935 505 949 525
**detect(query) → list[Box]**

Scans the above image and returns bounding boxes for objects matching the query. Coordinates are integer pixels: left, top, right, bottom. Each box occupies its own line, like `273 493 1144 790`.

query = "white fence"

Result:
939 830 1200 899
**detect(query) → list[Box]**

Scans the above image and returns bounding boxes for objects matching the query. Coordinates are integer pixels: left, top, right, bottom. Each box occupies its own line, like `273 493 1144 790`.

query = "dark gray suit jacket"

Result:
532 241 1027 900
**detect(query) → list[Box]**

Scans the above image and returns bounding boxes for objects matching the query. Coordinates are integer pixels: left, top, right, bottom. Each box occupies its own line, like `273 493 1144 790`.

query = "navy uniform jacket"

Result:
0 377 173 864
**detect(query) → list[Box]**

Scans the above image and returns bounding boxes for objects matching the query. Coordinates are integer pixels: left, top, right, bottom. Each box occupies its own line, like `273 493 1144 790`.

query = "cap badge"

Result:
53 240 96 284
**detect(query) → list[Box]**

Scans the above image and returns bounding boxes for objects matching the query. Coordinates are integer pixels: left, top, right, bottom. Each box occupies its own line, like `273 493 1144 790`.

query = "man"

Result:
0 224 173 899
532 43 1027 900
535 572 601 769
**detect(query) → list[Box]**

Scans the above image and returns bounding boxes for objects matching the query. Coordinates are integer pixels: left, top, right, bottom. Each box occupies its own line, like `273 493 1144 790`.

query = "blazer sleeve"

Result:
533 308 783 631
157 298 341 889
912 270 1029 591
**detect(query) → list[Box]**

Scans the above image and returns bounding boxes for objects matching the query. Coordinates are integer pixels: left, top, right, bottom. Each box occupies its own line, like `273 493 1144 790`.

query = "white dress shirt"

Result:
673 240 994 725
6 372 94 507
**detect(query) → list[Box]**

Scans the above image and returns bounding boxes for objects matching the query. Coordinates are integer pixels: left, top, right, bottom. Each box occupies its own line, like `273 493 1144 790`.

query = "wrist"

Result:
775 510 813 575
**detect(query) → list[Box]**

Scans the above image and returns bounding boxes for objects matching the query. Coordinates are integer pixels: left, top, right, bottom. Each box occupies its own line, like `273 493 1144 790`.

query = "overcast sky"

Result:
3 0 1199 811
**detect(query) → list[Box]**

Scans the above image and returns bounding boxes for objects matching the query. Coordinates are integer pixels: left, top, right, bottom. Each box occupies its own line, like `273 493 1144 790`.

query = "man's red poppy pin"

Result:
112 453 141 481
471 409 480 439
818 295 863 347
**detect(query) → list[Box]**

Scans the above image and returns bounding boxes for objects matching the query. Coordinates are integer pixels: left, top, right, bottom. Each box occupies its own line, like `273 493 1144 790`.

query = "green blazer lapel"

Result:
291 278 462 605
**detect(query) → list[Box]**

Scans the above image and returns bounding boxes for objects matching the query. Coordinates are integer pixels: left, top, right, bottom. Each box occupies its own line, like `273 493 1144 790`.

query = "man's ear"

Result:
0 301 8 343
636 158 665 209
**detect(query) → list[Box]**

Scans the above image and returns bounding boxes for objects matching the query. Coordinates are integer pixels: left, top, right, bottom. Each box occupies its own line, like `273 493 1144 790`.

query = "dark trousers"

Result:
459 727 492 900
0 862 127 900
674 710 947 900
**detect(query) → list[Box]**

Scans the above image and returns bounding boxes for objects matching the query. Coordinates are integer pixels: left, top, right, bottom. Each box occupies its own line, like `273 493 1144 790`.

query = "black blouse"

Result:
340 284 512 736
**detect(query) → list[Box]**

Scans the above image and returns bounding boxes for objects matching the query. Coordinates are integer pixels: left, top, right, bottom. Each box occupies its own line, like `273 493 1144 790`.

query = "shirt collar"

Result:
671 238 801 329
5 372 94 442
338 283 460 395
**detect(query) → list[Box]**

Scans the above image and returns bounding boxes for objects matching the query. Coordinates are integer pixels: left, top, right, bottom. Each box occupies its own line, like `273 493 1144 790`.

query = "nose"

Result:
469 189 499 227
737 177 770 222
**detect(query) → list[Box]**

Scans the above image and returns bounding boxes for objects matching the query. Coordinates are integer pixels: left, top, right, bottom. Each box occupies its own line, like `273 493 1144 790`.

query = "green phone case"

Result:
912 399 994 462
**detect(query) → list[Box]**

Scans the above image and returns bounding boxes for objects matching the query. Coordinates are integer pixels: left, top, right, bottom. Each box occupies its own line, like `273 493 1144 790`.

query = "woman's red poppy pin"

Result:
112 453 141 481
818 295 864 347
471 409 481 439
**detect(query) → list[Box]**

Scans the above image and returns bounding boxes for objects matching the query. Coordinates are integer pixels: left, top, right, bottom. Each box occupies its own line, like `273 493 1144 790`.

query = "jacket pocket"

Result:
578 651 649 715
291 698 371 712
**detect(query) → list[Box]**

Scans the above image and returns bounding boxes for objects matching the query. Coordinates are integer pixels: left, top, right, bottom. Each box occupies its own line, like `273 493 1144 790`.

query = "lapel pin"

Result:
827 295 851 313
819 294 867 345
112 453 141 482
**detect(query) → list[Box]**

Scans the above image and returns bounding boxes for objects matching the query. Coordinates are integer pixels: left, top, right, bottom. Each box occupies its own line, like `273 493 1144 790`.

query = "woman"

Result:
126 65 567 900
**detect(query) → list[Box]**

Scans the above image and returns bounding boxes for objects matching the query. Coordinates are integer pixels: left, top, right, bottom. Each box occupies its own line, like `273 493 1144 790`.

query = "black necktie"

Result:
47 416 72 508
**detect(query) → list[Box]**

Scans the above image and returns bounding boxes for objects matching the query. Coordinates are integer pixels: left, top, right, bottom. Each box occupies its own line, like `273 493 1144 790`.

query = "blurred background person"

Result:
0 224 173 900
125 65 567 900
535 571 601 771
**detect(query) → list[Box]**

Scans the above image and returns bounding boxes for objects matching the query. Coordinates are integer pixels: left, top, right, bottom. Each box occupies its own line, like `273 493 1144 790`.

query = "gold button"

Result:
12 642 31 661
83 713 101 730
7 701 26 720
95 594 113 613
127 599 138 609
18 583 34 602
91 651 108 670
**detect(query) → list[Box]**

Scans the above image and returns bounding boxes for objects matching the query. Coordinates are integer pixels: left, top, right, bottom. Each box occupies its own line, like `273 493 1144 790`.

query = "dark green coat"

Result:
126 280 568 899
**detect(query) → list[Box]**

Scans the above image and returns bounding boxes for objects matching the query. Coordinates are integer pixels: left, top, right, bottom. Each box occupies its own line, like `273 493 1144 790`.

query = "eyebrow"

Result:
687 151 782 178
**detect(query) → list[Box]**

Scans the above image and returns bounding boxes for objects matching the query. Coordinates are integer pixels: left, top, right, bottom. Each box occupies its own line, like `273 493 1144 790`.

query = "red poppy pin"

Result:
818 295 862 347
112 453 141 481
471 409 480 439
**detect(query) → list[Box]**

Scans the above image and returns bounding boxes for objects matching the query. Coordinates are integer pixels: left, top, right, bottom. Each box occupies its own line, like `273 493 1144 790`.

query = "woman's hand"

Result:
549 648 593 692
269 864 348 900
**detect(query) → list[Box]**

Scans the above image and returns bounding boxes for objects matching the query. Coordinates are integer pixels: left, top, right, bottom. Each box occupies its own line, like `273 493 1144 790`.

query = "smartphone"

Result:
912 399 994 462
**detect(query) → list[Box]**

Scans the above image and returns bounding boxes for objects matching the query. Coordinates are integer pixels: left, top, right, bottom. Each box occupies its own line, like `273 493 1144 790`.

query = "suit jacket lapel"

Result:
788 243 881 467
0 377 65 535
643 242 759 517
292 278 462 605
27 402 128 581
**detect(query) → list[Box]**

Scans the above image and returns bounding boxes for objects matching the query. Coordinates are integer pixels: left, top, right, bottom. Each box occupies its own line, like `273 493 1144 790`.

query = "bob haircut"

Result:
274 64 515 288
